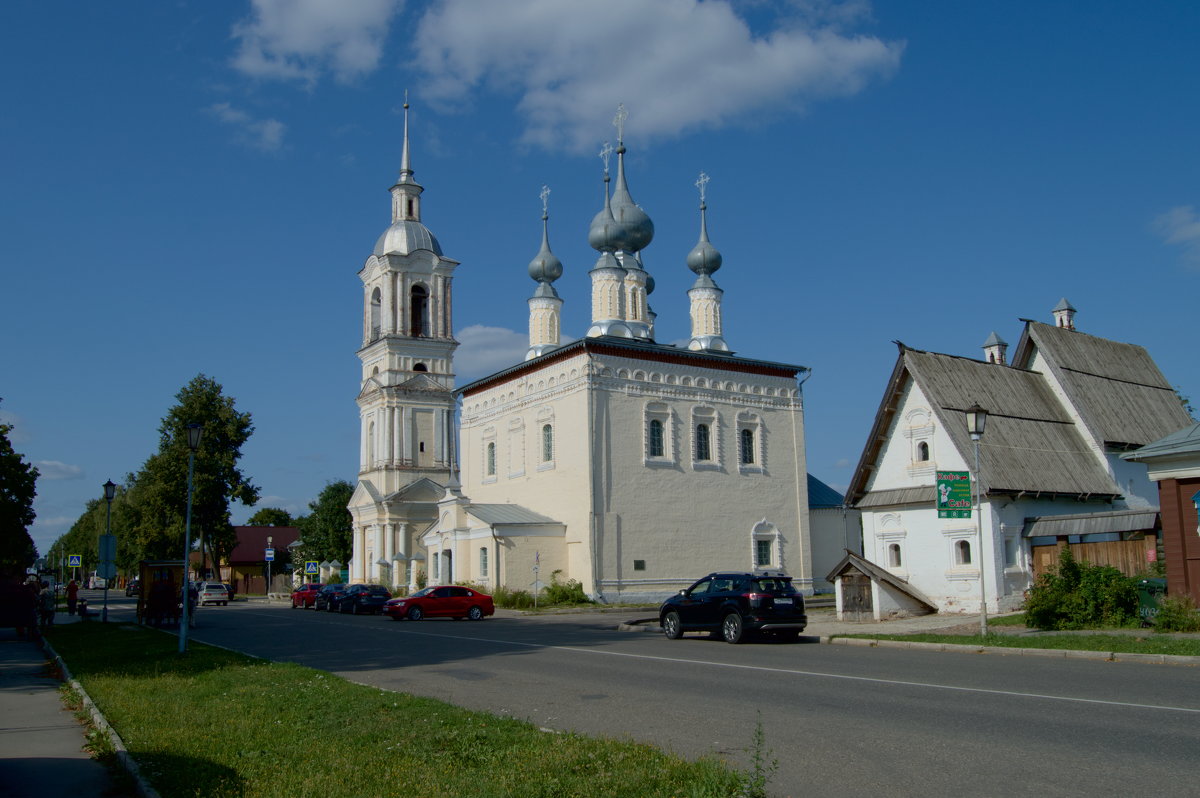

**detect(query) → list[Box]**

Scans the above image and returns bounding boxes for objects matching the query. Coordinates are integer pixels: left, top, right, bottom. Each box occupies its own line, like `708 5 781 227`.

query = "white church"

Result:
347 106 823 602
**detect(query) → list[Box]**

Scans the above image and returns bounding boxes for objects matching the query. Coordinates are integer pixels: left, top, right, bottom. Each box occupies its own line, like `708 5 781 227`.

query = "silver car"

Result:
196 582 229 606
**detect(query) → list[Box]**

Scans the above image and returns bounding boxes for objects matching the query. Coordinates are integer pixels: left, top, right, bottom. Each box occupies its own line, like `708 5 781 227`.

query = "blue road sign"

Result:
305 561 319 575
265 548 275 562
68 554 82 568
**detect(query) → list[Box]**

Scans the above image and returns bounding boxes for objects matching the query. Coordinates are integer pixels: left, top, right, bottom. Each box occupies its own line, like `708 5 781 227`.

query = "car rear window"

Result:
751 578 796 595
367 587 390 595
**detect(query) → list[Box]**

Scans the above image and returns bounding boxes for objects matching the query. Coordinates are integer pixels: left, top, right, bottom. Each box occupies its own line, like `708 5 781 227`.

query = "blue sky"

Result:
3 1 1197 557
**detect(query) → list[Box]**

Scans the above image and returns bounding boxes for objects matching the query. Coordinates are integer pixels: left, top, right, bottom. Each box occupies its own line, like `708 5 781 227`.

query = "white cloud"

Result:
231 0 403 84
208 102 287 151
455 325 531 380
1153 205 1200 268
413 0 903 151
834 457 850 468
33 461 84 481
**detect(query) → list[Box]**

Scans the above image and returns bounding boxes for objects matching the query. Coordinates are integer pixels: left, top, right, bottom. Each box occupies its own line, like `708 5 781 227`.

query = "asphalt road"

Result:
99 595 1199 797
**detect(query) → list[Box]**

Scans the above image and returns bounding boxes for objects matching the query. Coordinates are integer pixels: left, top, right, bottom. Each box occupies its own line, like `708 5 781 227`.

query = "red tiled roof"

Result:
228 526 300 564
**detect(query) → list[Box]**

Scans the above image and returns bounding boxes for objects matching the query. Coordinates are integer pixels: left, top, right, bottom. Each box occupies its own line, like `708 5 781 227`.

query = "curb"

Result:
823 636 1200 665
619 621 1200 666
40 635 161 798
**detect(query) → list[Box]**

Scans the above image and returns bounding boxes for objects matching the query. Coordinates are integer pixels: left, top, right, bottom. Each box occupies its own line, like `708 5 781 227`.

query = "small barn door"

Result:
843 573 872 621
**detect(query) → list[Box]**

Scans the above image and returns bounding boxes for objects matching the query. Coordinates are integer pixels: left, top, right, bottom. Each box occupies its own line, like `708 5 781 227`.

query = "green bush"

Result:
1024 548 1138 630
1153 594 1200 633
541 569 593 606
492 584 535 609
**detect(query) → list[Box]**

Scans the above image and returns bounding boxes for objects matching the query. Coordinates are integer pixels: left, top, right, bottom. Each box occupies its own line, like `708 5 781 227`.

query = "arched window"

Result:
696 424 711 461
369 288 382 340
740 428 755 465
888 543 902 568
410 284 430 337
486 442 496 476
917 441 930 462
649 419 664 457
413 363 428 372
955 539 972 565
542 424 553 462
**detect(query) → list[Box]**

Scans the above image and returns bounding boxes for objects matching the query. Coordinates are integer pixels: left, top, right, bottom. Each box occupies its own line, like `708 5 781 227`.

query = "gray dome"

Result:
610 145 654 252
687 204 722 276
374 220 442 257
588 179 618 252
528 216 563 284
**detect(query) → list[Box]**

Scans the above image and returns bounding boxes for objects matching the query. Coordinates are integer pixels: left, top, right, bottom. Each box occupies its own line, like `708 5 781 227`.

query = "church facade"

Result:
350 107 815 602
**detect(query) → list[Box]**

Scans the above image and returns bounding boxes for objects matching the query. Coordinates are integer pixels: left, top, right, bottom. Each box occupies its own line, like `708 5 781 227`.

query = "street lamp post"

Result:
180 423 203 654
102 480 116 622
966 403 989 637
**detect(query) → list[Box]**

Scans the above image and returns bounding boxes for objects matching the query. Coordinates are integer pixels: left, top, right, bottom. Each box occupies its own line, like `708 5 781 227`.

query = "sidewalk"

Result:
0 614 120 798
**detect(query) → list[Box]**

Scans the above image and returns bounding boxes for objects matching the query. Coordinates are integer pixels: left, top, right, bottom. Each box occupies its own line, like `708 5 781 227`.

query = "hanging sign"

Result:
936 471 972 519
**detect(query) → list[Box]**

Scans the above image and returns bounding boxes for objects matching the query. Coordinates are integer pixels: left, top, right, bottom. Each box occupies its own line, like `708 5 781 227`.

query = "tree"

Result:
128 375 259 563
294 480 354 570
0 401 38 578
246 507 294 527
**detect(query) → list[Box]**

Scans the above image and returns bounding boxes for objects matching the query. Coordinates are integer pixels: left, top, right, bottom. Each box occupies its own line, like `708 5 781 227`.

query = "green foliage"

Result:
325 571 343 585
1153 594 1200 633
492 584 535 609
0 400 38 578
246 507 294 527
541 569 592 606
1175 385 1195 417
1024 548 1138 630
736 714 778 798
125 375 258 562
292 480 353 567
414 568 427 589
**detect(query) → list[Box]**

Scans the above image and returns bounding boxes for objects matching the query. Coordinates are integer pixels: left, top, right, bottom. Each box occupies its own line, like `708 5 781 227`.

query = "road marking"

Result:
227 608 1200 715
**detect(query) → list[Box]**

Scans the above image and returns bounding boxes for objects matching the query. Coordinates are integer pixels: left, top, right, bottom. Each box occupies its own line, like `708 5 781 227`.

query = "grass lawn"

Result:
48 623 750 798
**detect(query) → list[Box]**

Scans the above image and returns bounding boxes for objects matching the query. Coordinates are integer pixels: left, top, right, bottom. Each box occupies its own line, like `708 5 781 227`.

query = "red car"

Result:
290 583 323 609
384 586 495 621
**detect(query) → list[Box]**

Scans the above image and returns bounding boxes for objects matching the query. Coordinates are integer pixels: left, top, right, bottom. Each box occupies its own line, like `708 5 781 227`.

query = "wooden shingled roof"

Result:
1013 322 1191 449
848 345 1120 506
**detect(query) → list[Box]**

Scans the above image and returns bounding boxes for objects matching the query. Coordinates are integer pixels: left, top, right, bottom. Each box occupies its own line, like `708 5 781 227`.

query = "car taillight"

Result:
743 592 769 607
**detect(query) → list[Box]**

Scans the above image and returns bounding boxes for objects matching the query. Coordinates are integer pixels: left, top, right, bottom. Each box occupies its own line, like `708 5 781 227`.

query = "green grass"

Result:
47 623 747 798
835 632 1200 657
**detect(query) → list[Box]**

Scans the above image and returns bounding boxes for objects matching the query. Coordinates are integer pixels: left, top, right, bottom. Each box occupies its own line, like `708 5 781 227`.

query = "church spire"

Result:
586 140 632 338
606 105 654 339
390 93 424 224
687 172 729 353
527 186 564 360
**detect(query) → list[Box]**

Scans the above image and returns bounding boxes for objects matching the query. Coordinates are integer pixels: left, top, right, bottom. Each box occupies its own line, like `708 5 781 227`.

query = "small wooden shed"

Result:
826 550 937 622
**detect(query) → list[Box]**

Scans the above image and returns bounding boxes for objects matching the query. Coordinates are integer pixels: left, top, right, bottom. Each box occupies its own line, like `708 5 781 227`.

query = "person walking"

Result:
38 580 55 630
66 579 79 615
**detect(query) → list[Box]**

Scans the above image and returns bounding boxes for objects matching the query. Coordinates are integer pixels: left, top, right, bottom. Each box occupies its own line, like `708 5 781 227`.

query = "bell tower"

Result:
349 99 459 587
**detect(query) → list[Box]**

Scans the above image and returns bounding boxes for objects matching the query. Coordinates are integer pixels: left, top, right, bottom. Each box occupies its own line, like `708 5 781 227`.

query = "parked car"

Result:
658 571 807 644
315 583 349 612
222 583 236 602
339 584 393 615
384 586 495 621
196 581 230 607
125 578 140 597
291 583 323 609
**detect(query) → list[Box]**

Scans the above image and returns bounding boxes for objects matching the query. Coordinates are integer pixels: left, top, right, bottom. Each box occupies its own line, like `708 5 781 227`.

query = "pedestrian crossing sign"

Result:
305 561 319 575
68 554 82 568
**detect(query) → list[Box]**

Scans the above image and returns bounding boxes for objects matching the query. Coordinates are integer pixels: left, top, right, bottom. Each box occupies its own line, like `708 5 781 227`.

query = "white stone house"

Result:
845 301 1190 614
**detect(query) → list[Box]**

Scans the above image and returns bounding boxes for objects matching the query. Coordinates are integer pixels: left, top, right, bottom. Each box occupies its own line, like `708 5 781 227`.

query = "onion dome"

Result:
588 175 618 253
687 199 722 278
528 213 563 285
609 143 654 252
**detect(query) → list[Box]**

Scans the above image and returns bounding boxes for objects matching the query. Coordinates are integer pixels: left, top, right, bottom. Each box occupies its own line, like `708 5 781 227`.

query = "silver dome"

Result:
610 145 654 252
528 216 563 284
373 220 443 257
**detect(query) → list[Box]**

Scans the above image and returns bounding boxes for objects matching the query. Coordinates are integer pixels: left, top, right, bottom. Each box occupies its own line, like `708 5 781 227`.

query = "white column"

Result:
384 523 396 587
373 524 385 583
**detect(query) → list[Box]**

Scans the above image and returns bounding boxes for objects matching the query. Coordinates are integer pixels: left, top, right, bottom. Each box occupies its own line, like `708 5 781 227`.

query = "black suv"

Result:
659 571 807 644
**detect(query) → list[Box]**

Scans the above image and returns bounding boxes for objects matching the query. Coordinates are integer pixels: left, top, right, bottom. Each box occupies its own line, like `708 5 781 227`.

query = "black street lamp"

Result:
180 423 202 653
102 479 116 622
965 403 989 636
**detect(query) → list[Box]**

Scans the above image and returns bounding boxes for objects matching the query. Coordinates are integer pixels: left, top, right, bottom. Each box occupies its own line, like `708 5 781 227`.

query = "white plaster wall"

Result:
458 350 812 603
809 507 860 592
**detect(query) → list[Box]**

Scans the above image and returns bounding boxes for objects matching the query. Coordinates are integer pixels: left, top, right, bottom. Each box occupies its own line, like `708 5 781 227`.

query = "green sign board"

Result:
937 471 972 518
